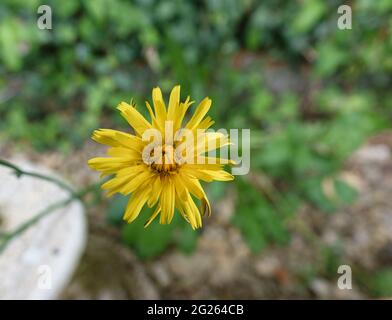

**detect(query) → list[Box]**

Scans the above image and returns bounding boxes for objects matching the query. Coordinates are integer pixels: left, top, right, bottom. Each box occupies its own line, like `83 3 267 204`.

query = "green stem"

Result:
0 183 99 253
0 159 76 196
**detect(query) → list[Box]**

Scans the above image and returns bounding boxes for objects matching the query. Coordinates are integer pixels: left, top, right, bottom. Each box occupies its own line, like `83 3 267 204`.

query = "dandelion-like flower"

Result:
88 85 233 229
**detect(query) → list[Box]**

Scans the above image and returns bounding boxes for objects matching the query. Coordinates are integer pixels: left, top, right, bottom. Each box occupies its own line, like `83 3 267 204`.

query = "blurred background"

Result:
0 0 391 299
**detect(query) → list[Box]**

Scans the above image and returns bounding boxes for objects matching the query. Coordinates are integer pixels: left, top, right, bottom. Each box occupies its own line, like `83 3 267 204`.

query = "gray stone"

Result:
0 159 86 299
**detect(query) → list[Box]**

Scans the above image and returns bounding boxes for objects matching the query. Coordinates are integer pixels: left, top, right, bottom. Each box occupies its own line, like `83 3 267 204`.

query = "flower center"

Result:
150 144 179 174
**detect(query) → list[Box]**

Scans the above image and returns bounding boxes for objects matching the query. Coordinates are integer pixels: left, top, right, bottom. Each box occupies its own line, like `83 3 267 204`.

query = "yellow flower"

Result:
88 85 234 229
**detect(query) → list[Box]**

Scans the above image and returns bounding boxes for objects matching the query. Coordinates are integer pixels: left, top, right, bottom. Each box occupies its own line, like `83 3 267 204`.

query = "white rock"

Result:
354 144 391 163
0 159 86 299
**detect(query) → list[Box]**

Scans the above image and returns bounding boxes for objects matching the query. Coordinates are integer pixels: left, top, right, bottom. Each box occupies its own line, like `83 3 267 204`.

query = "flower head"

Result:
88 85 234 229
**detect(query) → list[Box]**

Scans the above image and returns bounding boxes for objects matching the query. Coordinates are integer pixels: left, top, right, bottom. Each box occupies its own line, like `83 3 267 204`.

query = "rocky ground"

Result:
1 131 391 299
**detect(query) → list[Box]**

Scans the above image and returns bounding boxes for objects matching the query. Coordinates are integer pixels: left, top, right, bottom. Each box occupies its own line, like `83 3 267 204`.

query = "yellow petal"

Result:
197 116 215 130
182 163 224 171
181 173 211 216
121 170 155 195
145 101 163 132
173 175 188 202
116 165 146 176
152 87 167 128
182 132 230 162
92 129 144 152
182 167 234 182
117 102 152 136
185 97 211 130
179 192 202 229
144 206 161 228
88 157 134 175
173 97 193 132
123 187 150 223
160 177 175 224
167 85 180 121
175 194 195 228
107 147 141 158
147 176 162 207
187 195 202 228
194 156 236 165
195 132 230 155
101 165 145 193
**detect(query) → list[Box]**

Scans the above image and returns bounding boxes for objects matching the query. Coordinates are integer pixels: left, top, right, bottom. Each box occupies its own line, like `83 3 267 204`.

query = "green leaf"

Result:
206 182 227 202
121 207 174 260
301 177 336 213
291 0 326 33
368 269 392 297
175 221 199 254
121 206 199 259
107 194 128 226
334 179 358 204
233 179 290 253
315 42 347 76
251 90 274 119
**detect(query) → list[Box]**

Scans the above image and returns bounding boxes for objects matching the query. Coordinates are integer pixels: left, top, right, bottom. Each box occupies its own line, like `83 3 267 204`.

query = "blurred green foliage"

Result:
108 194 198 259
0 0 391 294
367 269 392 297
